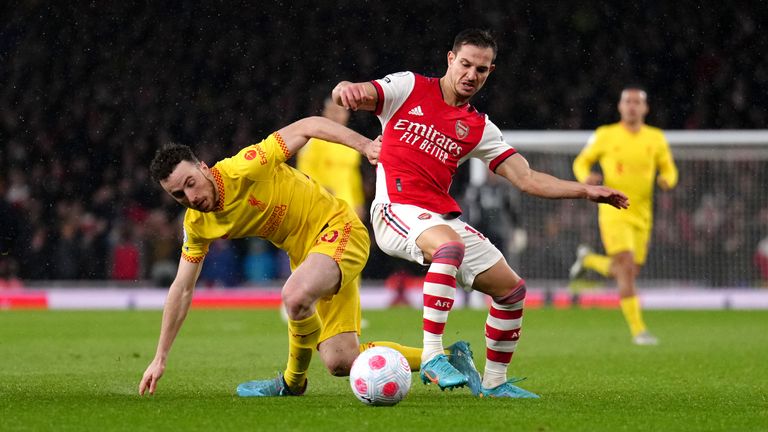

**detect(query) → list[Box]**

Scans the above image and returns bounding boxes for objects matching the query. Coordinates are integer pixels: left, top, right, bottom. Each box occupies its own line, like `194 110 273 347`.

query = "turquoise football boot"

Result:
446 341 482 396
236 373 307 397
479 378 540 399
420 354 468 390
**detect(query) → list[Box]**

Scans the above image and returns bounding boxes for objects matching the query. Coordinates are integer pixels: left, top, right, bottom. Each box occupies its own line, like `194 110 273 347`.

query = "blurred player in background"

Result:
570 87 678 346
333 28 629 398
297 98 366 219
138 116 418 397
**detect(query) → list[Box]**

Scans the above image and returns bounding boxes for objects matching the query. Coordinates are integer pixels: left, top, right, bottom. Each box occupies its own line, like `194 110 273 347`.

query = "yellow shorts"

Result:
598 218 651 265
290 214 369 344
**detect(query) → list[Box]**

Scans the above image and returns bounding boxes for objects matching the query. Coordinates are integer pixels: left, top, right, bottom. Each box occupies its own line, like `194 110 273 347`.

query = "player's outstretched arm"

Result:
332 81 378 111
138 258 202 396
277 116 380 165
496 153 629 209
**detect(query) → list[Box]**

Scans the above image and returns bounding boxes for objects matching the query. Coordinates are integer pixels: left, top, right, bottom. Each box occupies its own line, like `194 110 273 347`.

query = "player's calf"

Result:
483 279 527 390
422 241 465 363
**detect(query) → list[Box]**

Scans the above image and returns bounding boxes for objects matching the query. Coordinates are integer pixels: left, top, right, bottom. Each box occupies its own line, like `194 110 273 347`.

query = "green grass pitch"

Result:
1 307 766 431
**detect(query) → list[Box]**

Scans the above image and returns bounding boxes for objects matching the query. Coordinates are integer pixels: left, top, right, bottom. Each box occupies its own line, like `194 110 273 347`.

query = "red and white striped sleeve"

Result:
370 71 416 124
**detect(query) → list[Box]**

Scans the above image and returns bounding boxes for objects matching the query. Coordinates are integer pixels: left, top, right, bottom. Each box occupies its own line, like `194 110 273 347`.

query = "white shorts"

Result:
371 203 504 291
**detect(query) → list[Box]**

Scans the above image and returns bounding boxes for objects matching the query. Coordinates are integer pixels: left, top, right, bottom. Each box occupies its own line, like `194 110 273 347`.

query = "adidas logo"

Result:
408 105 424 116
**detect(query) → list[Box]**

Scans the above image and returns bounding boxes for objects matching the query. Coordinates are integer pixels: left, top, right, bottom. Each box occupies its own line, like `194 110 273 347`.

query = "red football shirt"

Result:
371 72 517 215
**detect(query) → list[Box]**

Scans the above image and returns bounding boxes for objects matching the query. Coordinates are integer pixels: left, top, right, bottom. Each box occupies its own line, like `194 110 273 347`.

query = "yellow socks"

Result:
584 253 612 277
285 313 322 391
360 341 423 371
619 295 647 337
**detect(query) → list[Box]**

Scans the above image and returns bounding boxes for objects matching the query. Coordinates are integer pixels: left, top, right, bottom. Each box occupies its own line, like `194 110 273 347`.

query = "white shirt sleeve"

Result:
373 71 416 125
461 116 518 172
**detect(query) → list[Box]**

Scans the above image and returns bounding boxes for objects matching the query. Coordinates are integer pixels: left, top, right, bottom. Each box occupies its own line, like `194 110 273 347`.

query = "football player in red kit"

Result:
333 29 628 398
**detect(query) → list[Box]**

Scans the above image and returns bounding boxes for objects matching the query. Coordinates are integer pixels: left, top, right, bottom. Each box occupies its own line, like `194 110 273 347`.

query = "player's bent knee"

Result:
493 280 527 305
320 350 356 377
282 288 315 319
432 241 466 267
613 252 634 265
318 332 359 376
324 358 354 377
612 255 635 275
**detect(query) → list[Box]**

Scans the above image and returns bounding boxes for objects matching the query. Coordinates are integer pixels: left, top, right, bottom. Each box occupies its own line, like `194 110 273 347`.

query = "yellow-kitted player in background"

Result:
571 87 678 345
297 98 366 220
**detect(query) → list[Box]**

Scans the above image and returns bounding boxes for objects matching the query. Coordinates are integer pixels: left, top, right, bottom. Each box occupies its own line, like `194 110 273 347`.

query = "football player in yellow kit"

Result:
138 116 405 397
571 87 678 345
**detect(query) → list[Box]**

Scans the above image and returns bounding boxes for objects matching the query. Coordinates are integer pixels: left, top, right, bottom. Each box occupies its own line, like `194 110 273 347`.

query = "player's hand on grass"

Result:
586 185 629 209
139 357 166 396
336 82 374 111
363 136 382 165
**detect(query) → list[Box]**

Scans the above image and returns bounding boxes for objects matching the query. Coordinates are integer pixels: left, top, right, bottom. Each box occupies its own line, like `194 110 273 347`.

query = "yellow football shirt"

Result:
296 138 364 209
180 133 350 264
573 123 678 228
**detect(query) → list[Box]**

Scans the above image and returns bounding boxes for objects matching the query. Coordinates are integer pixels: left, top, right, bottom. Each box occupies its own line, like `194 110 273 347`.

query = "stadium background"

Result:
1 1 767 294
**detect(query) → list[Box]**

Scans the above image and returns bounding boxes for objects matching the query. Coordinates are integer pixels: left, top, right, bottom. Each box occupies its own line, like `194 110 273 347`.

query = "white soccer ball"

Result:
349 346 412 406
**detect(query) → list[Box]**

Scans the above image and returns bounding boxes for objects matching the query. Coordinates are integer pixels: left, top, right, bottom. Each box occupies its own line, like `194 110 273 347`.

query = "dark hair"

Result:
452 28 498 60
149 143 199 182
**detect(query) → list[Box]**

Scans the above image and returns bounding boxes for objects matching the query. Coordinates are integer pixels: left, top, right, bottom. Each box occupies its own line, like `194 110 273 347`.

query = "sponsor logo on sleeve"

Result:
244 145 267 165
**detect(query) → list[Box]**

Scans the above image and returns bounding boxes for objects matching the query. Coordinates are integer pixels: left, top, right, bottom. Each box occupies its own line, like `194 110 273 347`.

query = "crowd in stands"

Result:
0 2 766 287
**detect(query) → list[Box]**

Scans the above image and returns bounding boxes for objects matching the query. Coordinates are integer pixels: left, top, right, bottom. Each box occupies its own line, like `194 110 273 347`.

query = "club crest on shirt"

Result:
455 120 469 139
418 213 432 220
248 195 267 211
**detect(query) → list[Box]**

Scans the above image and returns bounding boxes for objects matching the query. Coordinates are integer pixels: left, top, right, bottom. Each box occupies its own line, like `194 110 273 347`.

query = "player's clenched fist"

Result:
333 81 376 111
